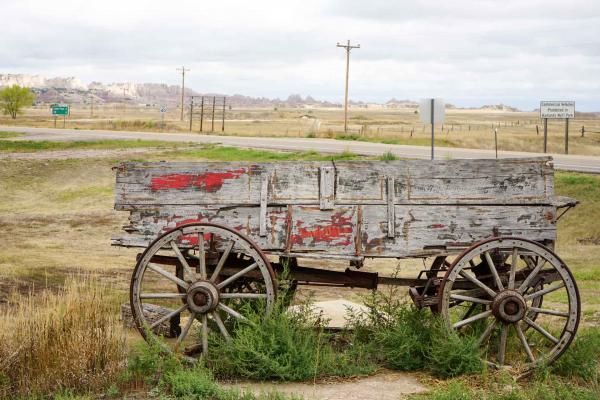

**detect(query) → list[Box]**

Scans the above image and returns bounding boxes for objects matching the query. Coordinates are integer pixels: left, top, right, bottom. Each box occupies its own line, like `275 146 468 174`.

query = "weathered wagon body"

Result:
113 157 569 258
114 157 580 372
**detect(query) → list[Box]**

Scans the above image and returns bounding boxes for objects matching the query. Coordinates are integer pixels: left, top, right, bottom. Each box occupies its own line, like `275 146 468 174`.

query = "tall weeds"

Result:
0 277 127 397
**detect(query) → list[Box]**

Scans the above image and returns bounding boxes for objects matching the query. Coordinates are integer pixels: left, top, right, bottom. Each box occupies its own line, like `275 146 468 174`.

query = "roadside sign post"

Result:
494 128 498 159
540 101 575 154
51 105 69 129
419 98 445 160
159 105 167 130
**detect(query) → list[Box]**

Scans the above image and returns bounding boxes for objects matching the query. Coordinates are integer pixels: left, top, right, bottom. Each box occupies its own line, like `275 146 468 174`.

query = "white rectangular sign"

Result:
419 98 445 124
540 101 575 119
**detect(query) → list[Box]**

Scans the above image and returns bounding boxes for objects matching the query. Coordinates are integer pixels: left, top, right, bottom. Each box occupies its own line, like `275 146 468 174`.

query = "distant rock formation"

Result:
0 73 523 111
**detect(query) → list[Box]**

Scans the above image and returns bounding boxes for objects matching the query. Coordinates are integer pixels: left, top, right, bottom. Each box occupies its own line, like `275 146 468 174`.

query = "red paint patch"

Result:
292 212 354 246
429 224 445 229
151 168 246 192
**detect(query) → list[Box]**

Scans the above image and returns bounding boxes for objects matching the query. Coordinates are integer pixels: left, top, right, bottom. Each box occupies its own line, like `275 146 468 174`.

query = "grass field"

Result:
0 141 598 398
2 105 600 155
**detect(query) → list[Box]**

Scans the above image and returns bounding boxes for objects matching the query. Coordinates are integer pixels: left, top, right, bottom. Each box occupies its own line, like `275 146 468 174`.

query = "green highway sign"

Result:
51 105 69 116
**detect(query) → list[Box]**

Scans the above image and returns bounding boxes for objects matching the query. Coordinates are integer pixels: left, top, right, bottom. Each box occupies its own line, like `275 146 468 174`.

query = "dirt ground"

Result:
225 370 426 400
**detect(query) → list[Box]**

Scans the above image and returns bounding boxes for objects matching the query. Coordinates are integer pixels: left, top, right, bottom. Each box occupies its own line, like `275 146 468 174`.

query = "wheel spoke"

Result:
484 251 504 291
515 323 535 363
211 311 231 341
452 309 492 329
477 319 498 347
498 323 509 366
147 262 189 289
170 241 195 281
518 258 547 294
198 233 206 280
220 293 267 299
523 316 559 344
150 304 188 329
210 241 234 282
450 293 492 305
201 314 208 356
217 262 258 289
508 248 518 289
140 293 186 299
528 307 569 318
175 313 196 349
218 303 246 320
459 270 497 297
524 282 565 301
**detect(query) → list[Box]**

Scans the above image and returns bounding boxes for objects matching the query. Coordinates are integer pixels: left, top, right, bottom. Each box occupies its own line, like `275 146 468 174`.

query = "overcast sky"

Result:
2 0 600 110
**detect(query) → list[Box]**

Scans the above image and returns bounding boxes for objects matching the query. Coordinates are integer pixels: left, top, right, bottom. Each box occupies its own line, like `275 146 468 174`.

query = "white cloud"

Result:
1 0 599 110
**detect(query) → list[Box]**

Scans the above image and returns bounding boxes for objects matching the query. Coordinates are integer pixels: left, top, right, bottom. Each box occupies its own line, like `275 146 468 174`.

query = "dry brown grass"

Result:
0 277 127 397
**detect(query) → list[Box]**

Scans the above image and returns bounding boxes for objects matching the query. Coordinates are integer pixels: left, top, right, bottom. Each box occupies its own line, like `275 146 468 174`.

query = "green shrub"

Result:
347 282 482 377
379 150 398 161
428 330 483 378
208 298 375 381
553 328 600 382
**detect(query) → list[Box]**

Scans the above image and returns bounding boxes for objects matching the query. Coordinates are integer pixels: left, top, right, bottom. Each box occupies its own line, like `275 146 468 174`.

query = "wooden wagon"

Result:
113 156 580 371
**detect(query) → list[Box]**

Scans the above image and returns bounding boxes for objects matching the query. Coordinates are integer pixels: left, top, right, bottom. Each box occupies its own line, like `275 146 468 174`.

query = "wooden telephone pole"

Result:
177 66 190 121
336 40 360 133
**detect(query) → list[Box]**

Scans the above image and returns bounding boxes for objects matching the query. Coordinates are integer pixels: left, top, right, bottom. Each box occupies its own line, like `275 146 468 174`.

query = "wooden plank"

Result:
112 204 556 258
114 158 558 209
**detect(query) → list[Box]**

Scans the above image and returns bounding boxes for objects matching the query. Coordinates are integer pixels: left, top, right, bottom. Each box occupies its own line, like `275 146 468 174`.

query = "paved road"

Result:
2 125 600 173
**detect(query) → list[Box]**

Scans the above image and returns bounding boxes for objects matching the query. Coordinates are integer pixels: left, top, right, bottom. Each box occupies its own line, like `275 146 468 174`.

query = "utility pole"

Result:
176 66 190 121
336 40 360 133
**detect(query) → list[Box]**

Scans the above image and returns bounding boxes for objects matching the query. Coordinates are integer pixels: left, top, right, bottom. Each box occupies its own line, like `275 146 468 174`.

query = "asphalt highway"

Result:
2 125 600 173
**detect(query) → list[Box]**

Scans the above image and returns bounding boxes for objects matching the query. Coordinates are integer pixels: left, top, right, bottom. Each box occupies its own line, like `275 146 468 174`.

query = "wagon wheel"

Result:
439 237 580 373
130 222 276 358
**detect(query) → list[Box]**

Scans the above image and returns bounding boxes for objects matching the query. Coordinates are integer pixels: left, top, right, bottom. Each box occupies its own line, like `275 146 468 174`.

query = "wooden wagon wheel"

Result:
439 237 580 372
130 222 277 358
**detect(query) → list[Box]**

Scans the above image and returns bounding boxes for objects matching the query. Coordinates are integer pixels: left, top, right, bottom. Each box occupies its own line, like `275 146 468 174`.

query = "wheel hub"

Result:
186 281 220 314
492 290 527 323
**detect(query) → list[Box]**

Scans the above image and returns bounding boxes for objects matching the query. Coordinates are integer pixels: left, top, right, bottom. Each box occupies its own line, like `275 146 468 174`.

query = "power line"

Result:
176 66 190 121
336 40 360 133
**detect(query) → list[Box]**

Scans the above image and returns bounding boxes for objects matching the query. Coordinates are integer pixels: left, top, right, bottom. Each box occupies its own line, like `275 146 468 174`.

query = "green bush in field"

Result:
347 282 482 377
427 330 482 378
379 150 398 161
552 328 600 382
124 339 301 400
208 297 375 381
411 378 599 400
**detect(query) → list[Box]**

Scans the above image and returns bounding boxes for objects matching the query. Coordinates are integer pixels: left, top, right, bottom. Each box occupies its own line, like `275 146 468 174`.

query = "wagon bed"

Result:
113 157 573 259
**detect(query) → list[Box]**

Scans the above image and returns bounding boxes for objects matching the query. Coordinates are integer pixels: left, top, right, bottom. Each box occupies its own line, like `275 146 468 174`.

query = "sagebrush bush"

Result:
208 297 375 381
0 277 126 398
347 281 483 378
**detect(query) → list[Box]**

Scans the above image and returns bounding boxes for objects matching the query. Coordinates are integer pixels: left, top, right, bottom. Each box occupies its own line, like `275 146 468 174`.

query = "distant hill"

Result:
0 73 522 111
